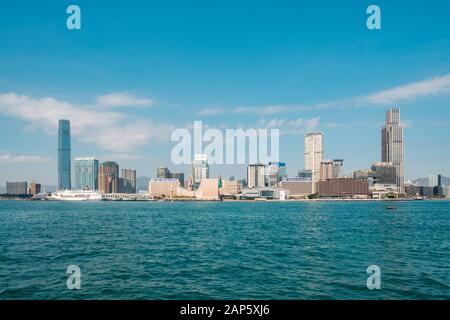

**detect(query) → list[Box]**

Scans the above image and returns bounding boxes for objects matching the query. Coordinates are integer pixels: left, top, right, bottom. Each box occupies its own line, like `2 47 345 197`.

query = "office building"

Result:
304 132 323 191
171 172 185 188
320 160 334 180
297 169 313 182
317 178 369 197
192 154 209 188
58 119 71 190
157 167 172 179
148 178 180 198
74 157 99 191
99 161 119 194
279 179 313 198
428 174 442 187
267 162 286 187
120 168 137 193
6 181 28 195
247 164 266 188
381 108 404 192
28 182 42 196
371 162 397 185
332 159 344 178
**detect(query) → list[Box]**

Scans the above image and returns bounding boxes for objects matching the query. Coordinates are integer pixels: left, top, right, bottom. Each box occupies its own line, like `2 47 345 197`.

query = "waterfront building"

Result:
332 159 344 178
148 178 180 198
371 162 397 185
352 169 372 181
382 108 404 192
28 182 41 196
304 132 323 191
120 168 137 193
58 119 71 190
247 164 266 188
99 161 119 194
219 180 240 197
297 169 313 181
279 180 313 198
171 172 185 188
157 167 171 179
266 162 286 187
196 179 220 201
428 174 442 187
317 178 369 197
74 157 99 191
6 181 28 195
192 154 209 188
320 160 334 180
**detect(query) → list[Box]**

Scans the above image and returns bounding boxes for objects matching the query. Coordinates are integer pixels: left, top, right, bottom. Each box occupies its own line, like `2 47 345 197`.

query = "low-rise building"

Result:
6 181 28 195
279 179 313 198
318 178 369 197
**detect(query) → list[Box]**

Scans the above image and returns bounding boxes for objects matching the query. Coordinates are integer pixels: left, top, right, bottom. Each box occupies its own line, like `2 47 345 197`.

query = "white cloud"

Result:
198 105 309 116
259 117 320 135
0 152 52 164
97 92 154 108
0 92 172 153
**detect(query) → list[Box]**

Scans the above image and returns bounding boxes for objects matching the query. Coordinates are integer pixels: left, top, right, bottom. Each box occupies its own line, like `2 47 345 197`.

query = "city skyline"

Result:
1 1 450 185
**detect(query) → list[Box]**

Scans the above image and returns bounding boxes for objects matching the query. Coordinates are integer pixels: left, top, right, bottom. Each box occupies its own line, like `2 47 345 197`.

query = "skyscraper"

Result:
428 174 442 187
247 164 266 188
320 160 334 180
58 119 71 190
381 108 404 192
74 158 99 190
332 159 344 178
192 154 209 188
120 168 137 193
99 161 119 194
304 132 323 191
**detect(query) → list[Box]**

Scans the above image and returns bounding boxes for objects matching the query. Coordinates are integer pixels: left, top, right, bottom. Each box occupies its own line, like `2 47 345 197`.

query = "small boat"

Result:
386 205 396 210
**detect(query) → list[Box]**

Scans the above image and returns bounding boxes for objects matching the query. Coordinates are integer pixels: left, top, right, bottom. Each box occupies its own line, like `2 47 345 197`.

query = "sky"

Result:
1 0 450 186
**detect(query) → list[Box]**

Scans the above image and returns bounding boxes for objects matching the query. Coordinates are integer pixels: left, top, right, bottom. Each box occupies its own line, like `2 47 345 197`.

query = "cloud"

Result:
359 74 450 105
0 152 52 164
0 92 173 153
198 105 309 116
97 92 154 108
258 117 320 135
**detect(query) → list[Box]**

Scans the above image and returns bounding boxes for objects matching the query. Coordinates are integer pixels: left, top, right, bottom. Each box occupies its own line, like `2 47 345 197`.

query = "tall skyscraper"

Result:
428 174 442 187
74 158 99 190
332 159 344 178
320 160 334 180
58 119 71 190
381 108 404 192
99 161 119 194
192 154 209 188
304 132 323 191
120 168 137 193
247 164 266 188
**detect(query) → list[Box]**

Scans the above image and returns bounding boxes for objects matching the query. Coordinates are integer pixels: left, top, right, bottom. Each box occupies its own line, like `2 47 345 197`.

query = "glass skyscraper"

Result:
58 119 71 190
74 158 99 190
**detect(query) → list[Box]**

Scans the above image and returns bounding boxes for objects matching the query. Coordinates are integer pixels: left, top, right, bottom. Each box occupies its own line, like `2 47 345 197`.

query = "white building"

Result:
304 132 323 191
192 154 209 188
247 164 266 188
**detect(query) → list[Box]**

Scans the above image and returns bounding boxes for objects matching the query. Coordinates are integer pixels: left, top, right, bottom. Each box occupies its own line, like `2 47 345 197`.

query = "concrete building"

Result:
148 178 180 198
58 119 71 190
382 108 404 192
247 164 266 188
428 174 442 187
297 170 313 181
371 162 397 185
192 154 209 188
219 180 240 197
266 162 286 187
99 161 119 194
332 159 344 178
171 172 185 188
304 132 323 191
120 168 136 193
74 157 99 191
28 182 42 196
279 179 313 198
157 167 171 179
196 179 220 200
320 160 334 180
6 181 28 195
317 178 369 197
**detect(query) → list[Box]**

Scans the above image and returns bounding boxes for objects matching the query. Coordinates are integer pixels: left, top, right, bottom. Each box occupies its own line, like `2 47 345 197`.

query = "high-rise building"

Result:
192 154 209 188
428 174 442 187
304 132 323 191
371 162 397 186
58 119 71 190
297 169 313 181
171 172 185 188
157 167 171 179
28 182 42 195
332 159 344 178
6 181 28 195
99 161 119 194
247 164 266 188
74 158 99 190
381 108 404 192
120 168 137 193
320 160 334 180
267 162 286 187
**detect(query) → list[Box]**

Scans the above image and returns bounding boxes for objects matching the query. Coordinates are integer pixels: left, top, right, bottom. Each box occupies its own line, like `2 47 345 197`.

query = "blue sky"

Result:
1 0 450 185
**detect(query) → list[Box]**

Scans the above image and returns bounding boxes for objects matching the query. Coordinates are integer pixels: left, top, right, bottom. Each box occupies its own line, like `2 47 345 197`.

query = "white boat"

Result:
49 190 102 201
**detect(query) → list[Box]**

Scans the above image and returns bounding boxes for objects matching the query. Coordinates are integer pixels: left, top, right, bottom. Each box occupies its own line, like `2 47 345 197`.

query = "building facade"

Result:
58 119 71 190
320 160 334 180
99 161 119 194
6 181 28 195
332 159 344 178
317 178 369 197
120 168 137 193
192 154 209 187
304 132 323 190
247 164 266 188
428 174 442 187
28 182 42 196
371 162 397 185
74 157 99 191
381 108 404 192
